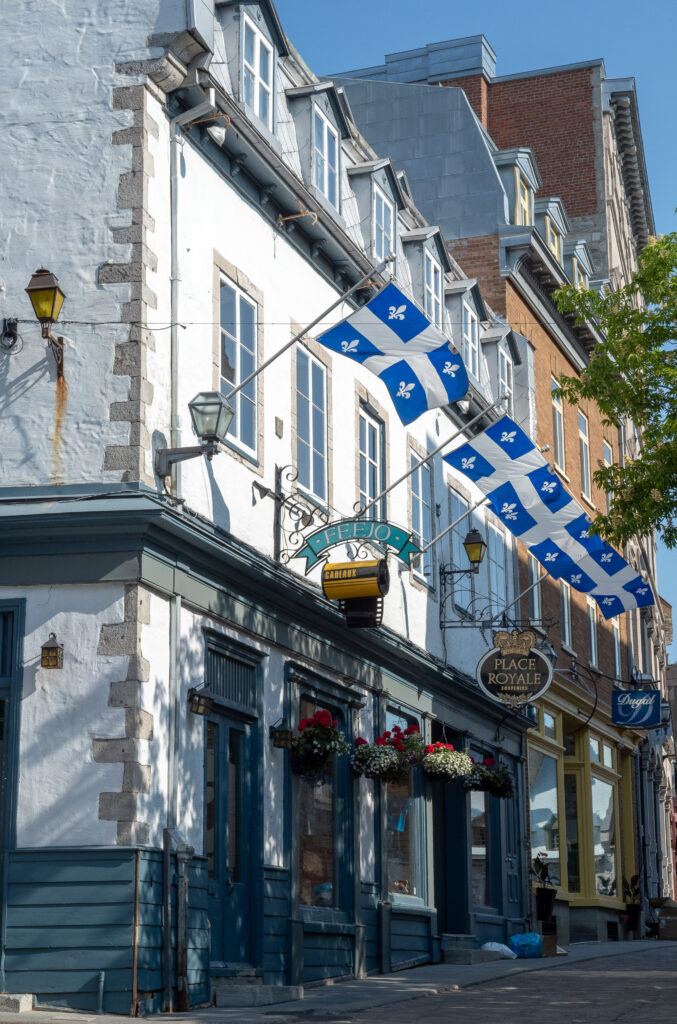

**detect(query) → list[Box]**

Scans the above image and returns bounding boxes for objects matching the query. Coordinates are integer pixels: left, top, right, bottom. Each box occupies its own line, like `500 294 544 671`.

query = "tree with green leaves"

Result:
555 230 677 548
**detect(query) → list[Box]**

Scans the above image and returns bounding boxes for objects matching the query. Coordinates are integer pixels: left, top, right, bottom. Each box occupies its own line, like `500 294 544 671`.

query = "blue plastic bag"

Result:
508 932 542 958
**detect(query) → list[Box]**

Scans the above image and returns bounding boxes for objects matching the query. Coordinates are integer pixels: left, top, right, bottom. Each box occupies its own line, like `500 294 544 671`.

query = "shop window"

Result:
589 736 600 762
528 748 562 887
552 379 565 472
470 789 491 905
298 696 340 908
462 302 479 378
602 743 614 769
591 776 617 897
359 406 385 520
220 276 258 456
385 709 423 901
564 774 581 892
296 348 327 502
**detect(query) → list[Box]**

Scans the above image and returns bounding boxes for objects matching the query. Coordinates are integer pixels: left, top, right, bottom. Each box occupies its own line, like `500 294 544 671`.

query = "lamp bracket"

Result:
439 563 479 582
155 440 219 478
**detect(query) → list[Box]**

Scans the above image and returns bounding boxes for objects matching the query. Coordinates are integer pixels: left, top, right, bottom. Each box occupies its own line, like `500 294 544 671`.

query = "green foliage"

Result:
554 229 677 547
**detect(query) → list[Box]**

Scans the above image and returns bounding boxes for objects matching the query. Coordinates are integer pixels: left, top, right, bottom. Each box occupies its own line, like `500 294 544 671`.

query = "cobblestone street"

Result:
311 945 677 1024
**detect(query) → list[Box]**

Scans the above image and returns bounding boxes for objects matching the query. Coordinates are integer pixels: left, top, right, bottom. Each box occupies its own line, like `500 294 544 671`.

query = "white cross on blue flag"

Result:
316 282 469 425
444 414 654 619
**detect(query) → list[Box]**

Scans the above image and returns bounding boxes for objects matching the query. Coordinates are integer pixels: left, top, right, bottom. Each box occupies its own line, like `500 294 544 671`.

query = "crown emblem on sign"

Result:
493 629 535 656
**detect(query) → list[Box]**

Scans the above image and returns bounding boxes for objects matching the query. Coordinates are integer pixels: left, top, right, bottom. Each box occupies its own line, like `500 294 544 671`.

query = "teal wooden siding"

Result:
302 926 354 984
4 848 209 1015
360 882 379 974
262 866 290 984
390 910 432 968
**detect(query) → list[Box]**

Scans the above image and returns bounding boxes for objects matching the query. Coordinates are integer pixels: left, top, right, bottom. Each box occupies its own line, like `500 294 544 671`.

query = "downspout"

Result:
170 88 215 496
163 594 182 1012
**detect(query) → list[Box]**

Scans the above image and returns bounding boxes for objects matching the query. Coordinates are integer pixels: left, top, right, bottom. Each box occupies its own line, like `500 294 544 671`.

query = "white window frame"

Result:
410 453 433 582
603 440 613 515
219 275 258 457
579 410 591 499
463 301 479 378
612 616 622 680
450 489 474 616
313 104 339 208
552 379 565 472
516 171 532 226
373 183 395 262
545 216 562 262
587 597 598 667
358 406 384 520
560 580 572 648
487 522 508 615
424 250 442 328
528 553 542 622
498 345 514 416
296 348 327 503
243 13 273 130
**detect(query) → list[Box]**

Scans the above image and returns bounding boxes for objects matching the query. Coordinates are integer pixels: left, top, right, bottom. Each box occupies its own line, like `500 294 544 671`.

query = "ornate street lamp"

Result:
155 391 235 478
25 268 66 377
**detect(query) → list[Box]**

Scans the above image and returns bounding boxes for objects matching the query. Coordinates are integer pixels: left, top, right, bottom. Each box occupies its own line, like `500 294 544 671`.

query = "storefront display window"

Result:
591 776 616 897
564 774 580 892
385 709 422 899
528 748 561 887
298 697 337 908
470 789 489 905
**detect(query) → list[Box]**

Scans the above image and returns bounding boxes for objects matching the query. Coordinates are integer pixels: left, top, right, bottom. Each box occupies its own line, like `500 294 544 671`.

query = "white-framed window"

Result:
516 173 532 226
552 379 565 472
450 489 473 615
296 348 327 502
560 580 572 648
463 302 479 378
603 440 613 514
572 257 589 291
313 105 339 208
545 216 562 262
358 406 384 520
220 276 257 455
243 14 273 129
487 522 508 615
410 453 433 581
612 616 622 680
579 410 591 499
424 250 442 327
587 597 598 667
373 183 394 262
498 345 514 416
528 553 542 622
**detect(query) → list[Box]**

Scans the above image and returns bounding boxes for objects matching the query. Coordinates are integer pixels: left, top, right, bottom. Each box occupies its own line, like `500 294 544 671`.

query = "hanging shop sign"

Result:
611 690 661 729
296 519 419 574
321 559 390 629
476 629 553 708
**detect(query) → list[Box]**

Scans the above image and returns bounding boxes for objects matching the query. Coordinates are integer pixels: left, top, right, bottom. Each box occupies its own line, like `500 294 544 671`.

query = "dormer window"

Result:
313 105 339 207
498 345 514 416
424 250 442 327
545 216 562 262
243 14 273 129
373 183 394 261
516 173 533 226
463 302 479 378
572 256 589 291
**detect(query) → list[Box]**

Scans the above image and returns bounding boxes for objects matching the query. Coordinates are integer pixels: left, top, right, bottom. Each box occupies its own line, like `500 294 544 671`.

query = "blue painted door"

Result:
206 715 254 965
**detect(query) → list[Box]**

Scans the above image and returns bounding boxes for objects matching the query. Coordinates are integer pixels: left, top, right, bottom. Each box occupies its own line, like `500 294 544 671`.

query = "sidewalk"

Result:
1 940 674 1024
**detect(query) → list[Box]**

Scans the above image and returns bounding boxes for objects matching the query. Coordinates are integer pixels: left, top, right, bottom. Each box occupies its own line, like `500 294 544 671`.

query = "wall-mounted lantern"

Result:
41 632 64 669
321 559 390 629
440 528 487 587
155 391 235 478
25 268 66 378
187 687 214 716
269 719 294 748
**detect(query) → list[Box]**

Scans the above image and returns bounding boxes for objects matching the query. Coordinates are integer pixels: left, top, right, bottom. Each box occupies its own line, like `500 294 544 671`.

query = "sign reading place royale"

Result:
295 519 420 574
611 690 662 729
476 629 553 708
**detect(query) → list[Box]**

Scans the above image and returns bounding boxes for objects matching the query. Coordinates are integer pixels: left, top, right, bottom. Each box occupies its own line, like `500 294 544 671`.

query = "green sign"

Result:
295 519 420 574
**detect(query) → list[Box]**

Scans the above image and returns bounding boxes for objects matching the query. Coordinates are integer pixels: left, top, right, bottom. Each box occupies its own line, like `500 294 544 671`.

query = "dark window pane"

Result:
228 730 242 883
206 722 216 879
564 774 580 892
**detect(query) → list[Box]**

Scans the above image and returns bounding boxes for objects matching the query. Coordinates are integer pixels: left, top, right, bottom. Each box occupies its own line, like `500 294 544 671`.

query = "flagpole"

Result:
358 398 505 519
500 571 549 620
418 496 489 555
224 257 394 402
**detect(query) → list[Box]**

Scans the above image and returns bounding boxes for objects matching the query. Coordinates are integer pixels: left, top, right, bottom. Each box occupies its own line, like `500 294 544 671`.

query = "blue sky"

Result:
276 0 677 659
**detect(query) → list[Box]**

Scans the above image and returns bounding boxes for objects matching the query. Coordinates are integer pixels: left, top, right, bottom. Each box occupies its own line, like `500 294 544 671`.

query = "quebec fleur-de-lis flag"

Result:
316 282 469 425
444 414 654 619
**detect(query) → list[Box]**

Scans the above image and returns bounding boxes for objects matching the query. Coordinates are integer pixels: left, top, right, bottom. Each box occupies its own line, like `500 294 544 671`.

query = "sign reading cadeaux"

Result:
295 519 419 574
476 629 553 708
611 690 662 729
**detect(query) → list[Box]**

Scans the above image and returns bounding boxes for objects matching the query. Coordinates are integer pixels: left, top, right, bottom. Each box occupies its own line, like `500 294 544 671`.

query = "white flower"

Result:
422 748 473 780
397 381 415 399
388 304 407 321
443 361 461 377
341 339 359 353
501 430 517 443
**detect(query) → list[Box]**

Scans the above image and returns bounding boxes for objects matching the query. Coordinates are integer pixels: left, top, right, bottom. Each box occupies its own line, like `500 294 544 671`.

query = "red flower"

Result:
355 737 368 746
403 725 419 735
392 725 402 733
332 720 338 727
383 730 392 738
425 744 434 754
394 740 405 751
482 757 495 767
314 709 332 727
375 738 386 746
298 719 310 732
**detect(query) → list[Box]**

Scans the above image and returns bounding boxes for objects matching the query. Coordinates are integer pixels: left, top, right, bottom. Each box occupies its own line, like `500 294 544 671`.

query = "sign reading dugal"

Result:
611 690 661 729
476 629 553 708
